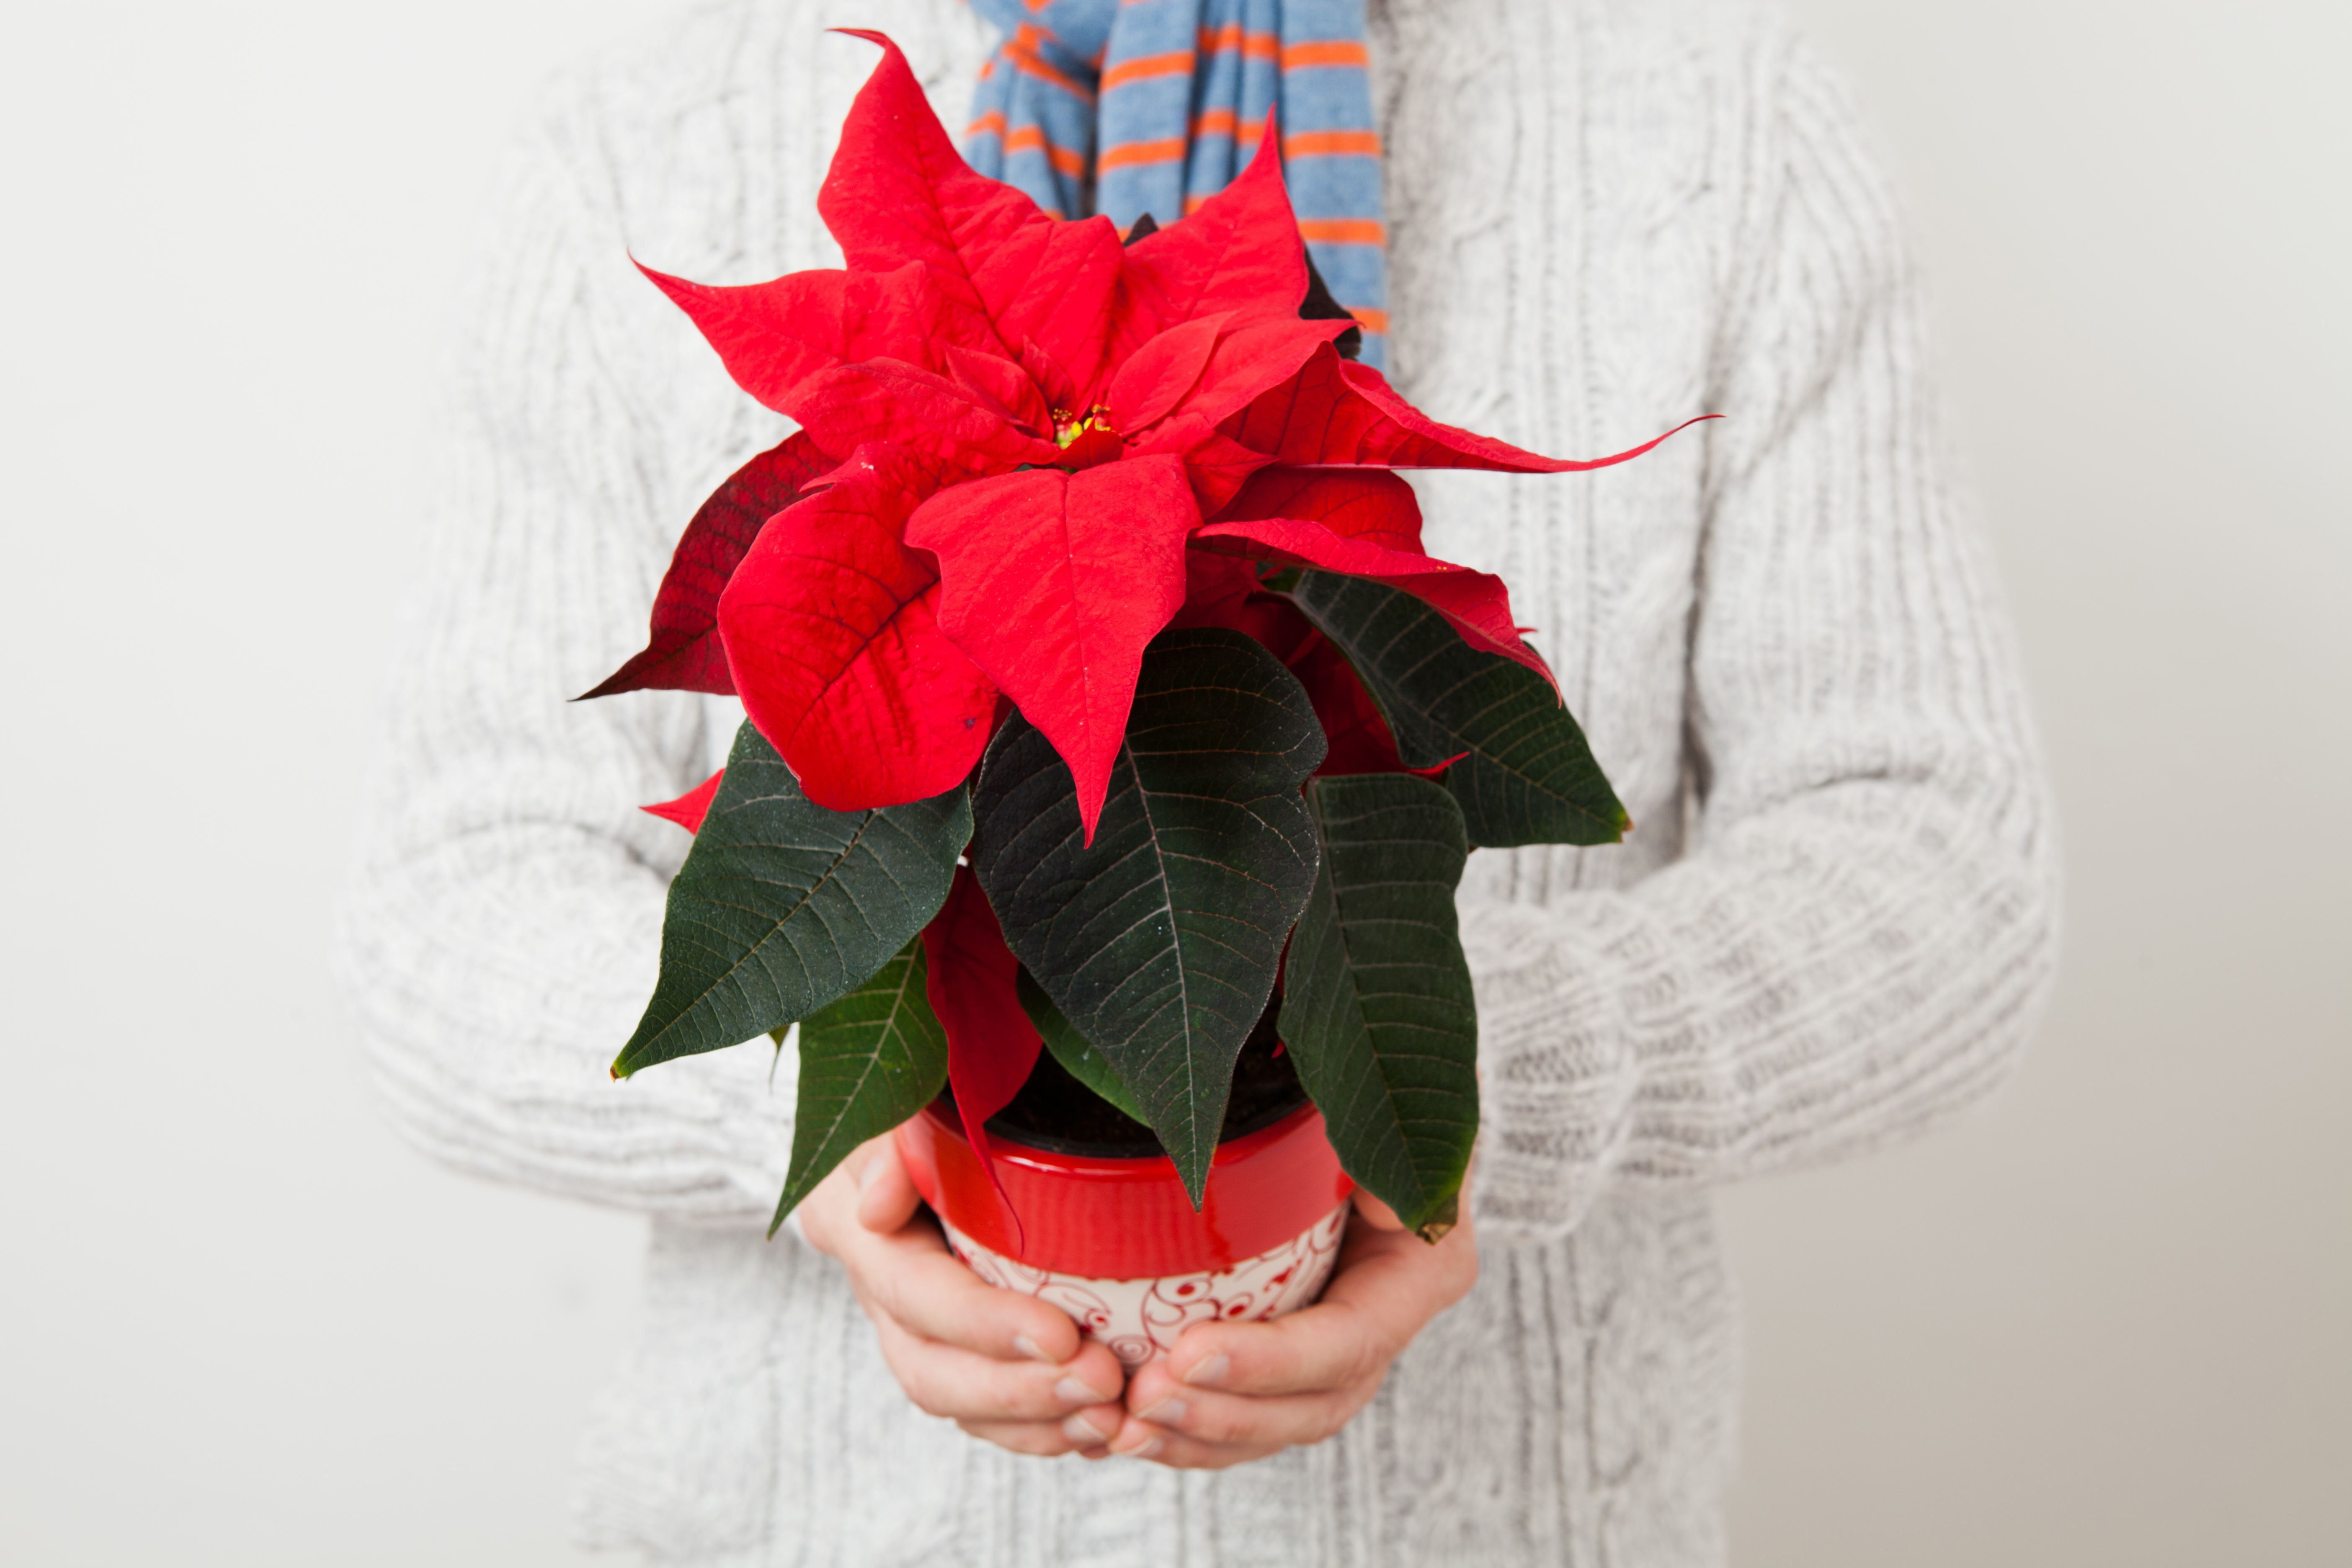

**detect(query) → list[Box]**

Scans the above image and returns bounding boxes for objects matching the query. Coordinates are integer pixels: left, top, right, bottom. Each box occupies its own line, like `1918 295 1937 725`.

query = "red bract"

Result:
593 29 1707 839
717 443 997 810
641 770 725 834
922 867 1043 1201
1196 466 1545 675
584 433 833 699
905 456 1196 823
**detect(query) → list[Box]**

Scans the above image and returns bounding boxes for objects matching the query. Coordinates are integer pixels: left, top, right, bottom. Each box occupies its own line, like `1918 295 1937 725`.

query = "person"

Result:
337 0 2060 1562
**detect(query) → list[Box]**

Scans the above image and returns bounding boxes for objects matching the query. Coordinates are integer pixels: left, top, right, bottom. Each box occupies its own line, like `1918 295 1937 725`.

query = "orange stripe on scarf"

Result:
1284 129 1383 158
1008 30 1095 98
1004 124 1088 178
1198 24 1281 60
1298 217 1387 244
1281 41 1370 70
1098 136 1187 170
1101 50 1193 90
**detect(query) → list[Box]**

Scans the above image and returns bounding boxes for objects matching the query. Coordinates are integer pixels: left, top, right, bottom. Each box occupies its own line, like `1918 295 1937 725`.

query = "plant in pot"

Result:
585 32 1704 1365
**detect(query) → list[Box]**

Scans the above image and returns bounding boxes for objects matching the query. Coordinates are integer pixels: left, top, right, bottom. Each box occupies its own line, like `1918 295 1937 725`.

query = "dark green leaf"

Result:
1284 570 1630 847
971 628 1326 1203
1280 774 1479 1238
615 721 971 1076
1016 968 1147 1124
769 939 949 1234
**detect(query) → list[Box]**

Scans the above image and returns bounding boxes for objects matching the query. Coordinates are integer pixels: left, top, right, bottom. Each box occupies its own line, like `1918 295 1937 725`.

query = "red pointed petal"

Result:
781 359 1061 475
1225 344 1721 472
1123 321 1359 507
819 32 1125 394
1016 335 1081 416
1155 316 1353 434
1105 313 1228 435
581 432 833 698
943 344 1051 434
718 445 999 809
641 769 725 834
638 258 983 413
1139 413 1277 515
905 458 1199 841
997 223 1124 405
923 867 1044 1204
1112 123 1307 359
1196 516 1553 679
819 33 1044 333
1213 466 1425 552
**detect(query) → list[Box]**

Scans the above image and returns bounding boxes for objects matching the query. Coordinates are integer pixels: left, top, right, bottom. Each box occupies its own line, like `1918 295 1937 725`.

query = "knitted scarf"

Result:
962 0 1389 369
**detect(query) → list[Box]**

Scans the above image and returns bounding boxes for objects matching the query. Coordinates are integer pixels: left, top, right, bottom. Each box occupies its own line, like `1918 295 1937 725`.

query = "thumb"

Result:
855 1135 923 1233
1351 1188 1406 1231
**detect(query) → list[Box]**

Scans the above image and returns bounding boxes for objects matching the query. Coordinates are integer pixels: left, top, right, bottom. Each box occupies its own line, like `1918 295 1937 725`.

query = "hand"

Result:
1104 1190 1478 1468
797 1134 1130 1459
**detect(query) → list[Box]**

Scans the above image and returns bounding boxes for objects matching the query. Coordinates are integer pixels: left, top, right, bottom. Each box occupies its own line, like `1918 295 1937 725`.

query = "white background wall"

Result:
1 2 2342 1564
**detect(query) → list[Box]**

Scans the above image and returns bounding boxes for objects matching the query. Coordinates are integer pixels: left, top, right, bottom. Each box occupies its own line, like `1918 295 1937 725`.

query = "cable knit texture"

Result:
335 0 2059 1562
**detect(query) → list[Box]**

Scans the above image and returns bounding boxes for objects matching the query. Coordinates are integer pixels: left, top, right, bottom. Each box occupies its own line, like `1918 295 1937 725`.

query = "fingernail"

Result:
1063 1412 1111 1444
1013 1334 1053 1364
1055 1375 1114 1404
1137 1396 1187 1426
856 1158 885 1194
1117 1435 1164 1460
1181 1353 1230 1388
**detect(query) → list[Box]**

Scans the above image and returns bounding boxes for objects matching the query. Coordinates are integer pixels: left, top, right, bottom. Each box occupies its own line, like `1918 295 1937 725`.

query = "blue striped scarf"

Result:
962 0 1389 369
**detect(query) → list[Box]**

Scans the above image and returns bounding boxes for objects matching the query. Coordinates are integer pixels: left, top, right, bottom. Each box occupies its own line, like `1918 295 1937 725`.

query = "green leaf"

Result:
1284 570 1630 847
971 628 1326 1203
1280 774 1480 1238
1016 968 1148 1124
770 939 949 1235
614 721 971 1076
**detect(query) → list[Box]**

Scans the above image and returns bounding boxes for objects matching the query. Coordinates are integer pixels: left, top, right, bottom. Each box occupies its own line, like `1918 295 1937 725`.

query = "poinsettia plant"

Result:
588 33 1704 1240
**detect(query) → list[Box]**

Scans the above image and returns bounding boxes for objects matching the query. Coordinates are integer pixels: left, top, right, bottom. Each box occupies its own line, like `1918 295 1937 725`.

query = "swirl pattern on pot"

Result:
941 1200 1351 1367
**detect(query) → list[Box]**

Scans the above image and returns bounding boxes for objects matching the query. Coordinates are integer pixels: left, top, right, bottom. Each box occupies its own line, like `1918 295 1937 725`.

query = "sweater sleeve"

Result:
1461 39 2061 1246
333 77 792 1227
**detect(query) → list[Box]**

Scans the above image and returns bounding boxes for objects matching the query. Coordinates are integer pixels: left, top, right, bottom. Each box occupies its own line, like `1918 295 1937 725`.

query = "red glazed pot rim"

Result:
895 1099 1354 1279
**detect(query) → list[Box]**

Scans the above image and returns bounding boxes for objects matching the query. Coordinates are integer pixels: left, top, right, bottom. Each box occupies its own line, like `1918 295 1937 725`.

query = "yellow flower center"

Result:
1054 407 1115 449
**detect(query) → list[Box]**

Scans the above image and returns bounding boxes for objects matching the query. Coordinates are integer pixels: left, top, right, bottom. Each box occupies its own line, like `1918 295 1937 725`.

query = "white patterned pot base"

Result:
940 1200 1353 1368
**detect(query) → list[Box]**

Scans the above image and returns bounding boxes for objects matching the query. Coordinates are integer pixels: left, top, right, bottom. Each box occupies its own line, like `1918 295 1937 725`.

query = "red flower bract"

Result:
598 29 1709 840
922 865 1043 1209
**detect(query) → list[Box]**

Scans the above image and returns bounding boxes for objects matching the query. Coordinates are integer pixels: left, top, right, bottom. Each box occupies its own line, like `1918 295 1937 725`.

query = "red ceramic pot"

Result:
894 1101 1356 1367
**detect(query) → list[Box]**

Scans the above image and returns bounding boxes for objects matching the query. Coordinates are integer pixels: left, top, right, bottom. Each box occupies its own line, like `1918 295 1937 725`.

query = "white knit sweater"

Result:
336 1 2059 1562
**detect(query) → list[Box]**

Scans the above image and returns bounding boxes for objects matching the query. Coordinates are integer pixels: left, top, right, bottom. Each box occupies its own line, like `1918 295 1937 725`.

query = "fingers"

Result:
956 1417 1115 1460
1114 1380 1368 1453
1134 1286 1394 1403
1099 1421 1284 1470
845 1227 1095 1363
1099 1199 1482 1472
806 1137 1089 1364
1140 1210 1476 1399
1133 1203 1449 1401
799 1133 1150 1460
871 1313 1127 1422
